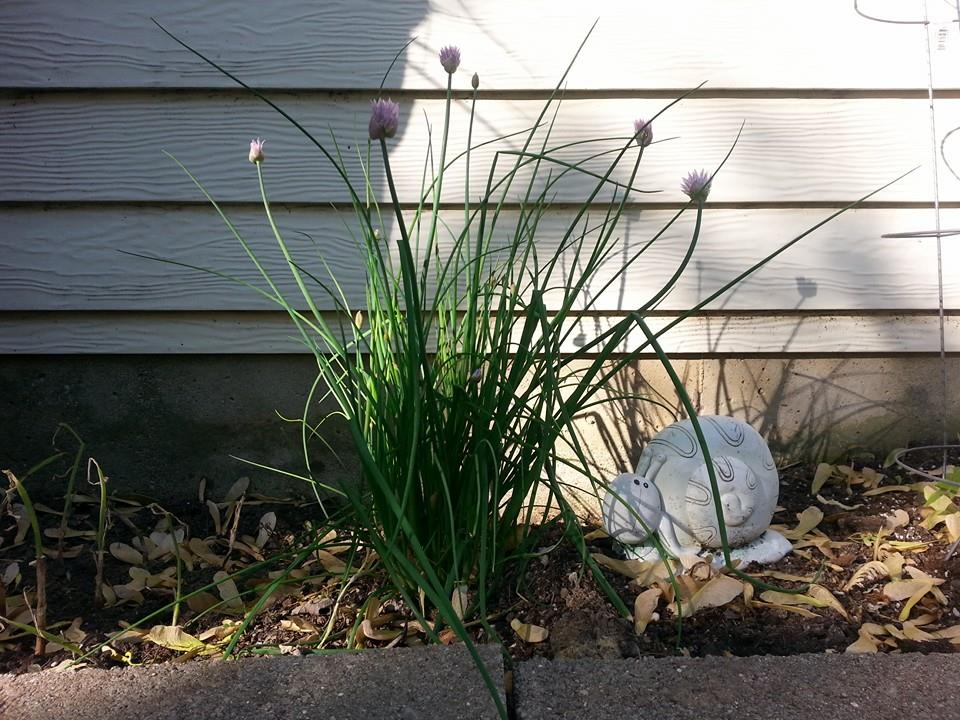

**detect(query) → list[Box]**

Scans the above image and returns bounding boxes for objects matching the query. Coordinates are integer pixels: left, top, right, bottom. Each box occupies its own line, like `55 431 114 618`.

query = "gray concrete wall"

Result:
1 355 954 507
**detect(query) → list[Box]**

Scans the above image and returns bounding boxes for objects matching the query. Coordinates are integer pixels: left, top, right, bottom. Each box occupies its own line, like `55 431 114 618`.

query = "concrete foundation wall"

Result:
1 355 955 506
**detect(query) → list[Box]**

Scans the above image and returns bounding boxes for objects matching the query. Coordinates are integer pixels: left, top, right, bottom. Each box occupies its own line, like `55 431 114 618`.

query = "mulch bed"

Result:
2 450 959 674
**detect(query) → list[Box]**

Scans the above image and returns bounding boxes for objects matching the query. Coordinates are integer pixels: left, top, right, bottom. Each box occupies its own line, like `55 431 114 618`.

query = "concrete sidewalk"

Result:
1 646 958 720
515 652 960 720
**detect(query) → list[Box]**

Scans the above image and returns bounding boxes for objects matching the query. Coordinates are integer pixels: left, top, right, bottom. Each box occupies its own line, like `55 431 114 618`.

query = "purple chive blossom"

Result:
248 137 265 164
681 169 712 202
439 45 461 74
633 118 653 147
368 98 400 140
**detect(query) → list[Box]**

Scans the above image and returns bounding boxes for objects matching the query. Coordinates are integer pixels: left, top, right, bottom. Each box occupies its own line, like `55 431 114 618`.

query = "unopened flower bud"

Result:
681 169 712 202
633 119 652 147
472 72 480 90
248 137 265 164
439 45 461 74
368 98 400 140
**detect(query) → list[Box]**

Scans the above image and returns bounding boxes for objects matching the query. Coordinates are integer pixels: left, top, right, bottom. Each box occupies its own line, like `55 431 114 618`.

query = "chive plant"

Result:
152 21 909 717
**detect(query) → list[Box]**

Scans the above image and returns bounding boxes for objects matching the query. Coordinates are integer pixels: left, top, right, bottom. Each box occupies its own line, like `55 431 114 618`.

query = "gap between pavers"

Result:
0 644 505 720
513 652 960 720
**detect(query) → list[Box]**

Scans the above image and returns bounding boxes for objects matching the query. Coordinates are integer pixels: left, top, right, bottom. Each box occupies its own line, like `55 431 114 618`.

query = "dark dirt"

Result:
2 451 960 674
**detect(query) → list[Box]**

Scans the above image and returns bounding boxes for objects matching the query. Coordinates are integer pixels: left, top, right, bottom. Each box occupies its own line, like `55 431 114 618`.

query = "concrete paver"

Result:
0 644 505 720
5 646 960 720
514 652 960 720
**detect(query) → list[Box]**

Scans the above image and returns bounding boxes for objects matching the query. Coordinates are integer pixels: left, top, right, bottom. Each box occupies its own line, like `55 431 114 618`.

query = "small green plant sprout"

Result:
88 458 109 608
53 423 85 560
2 452 62 655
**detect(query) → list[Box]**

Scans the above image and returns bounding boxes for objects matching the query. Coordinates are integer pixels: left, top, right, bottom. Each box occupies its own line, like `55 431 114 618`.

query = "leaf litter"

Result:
3 455 960 673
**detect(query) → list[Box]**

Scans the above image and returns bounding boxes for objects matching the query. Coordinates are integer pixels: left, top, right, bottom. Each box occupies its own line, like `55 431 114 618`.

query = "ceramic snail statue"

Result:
601 415 792 567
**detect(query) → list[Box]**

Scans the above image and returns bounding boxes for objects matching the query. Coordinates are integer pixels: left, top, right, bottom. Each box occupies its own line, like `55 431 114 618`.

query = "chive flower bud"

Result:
633 118 652 147
368 98 400 140
472 72 480 90
681 169 712 202
439 45 461 74
248 137 265 164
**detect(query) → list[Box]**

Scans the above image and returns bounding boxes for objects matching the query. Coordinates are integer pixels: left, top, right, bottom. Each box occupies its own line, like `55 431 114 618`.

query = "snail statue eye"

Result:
643 482 649 489
633 478 640 486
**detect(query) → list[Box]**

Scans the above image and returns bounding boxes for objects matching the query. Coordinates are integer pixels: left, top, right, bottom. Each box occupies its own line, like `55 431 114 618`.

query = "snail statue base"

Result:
602 416 791 569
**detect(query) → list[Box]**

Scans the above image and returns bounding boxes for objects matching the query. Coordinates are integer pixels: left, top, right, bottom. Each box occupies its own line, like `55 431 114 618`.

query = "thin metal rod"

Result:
881 229 960 237
922 0 949 469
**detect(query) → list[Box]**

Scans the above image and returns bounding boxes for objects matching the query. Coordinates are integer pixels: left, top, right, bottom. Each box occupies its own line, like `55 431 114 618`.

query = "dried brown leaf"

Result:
109 543 143 566
633 588 661 635
843 561 890 591
845 627 880 654
223 477 250 504
510 618 548 643
811 463 835 495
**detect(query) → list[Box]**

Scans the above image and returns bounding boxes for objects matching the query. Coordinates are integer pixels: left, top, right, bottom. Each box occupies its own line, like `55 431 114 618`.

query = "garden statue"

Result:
602 415 792 568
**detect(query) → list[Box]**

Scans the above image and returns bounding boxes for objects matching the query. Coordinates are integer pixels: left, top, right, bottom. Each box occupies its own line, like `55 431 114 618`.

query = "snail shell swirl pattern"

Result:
638 416 779 550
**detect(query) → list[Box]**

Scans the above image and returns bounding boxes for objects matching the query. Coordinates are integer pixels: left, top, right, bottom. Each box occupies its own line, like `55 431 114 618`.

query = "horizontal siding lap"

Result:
2 96 957 204
0 0 955 90
1 206 957 312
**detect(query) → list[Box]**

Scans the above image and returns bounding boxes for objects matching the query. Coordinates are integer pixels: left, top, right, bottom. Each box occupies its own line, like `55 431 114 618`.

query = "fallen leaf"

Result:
843 561 890 591
212 571 243 610
883 578 934 601
99 584 116 606
281 617 320 634
893 582 935 621
188 538 223 567
428 629 456 645
760 590 829 610
881 509 910 533
2 562 20 586
808 585 849 619
931 624 960 640
145 625 205 653
901 621 936 642
845 627 880 654
862 485 914 496
882 552 905 579
777 507 823 540
816 495 863 511
206 500 222 536
673 574 744 617
759 570 817 583
109 543 143 565
316 550 347 574
591 553 672 583
451 585 469 622
43 544 84 559
42 527 96 540
633 588 662 635
62 617 87 644
11 505 29 544
186 592 219 613
946 514 960 543
112 585 145 604
255 512 277 549
361 620 402 641
510 618 548 643
223 477 250 504
811 463 835 495
750 600 820 619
